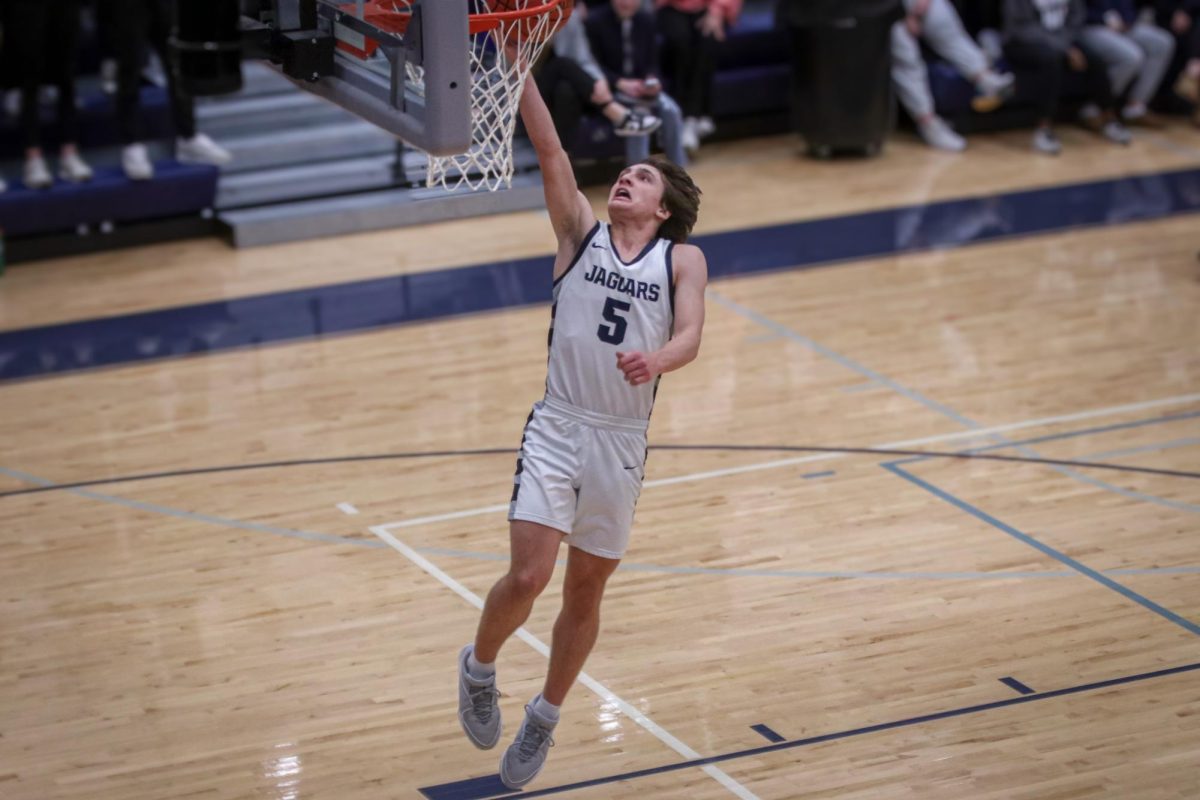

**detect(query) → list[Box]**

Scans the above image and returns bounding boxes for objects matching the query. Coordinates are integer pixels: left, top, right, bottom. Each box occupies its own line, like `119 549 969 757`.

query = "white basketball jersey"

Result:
544 222 675 421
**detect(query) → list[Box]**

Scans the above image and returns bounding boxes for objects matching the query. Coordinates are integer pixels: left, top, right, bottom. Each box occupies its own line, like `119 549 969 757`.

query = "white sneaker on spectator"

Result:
177 133 232 166
696 116 715 138
122 143 155 180
613 110 662 137
681 117 700 154
1102 119 1132 145
918 117 966 152
24 155 53 189
1032 127 1062 156
59 151 94 183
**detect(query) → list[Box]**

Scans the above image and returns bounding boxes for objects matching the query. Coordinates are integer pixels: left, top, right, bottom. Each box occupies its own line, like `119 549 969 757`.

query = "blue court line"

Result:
2 166 1199 383
888 411 1200 515
999 676 1036 695
418 660 1200 800
882 462 1200 637
709 292 981 429
750 724 786 743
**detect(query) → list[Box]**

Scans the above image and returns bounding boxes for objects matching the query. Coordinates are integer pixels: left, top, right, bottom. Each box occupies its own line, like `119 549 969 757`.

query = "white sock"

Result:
530 693 560 722
466 648 494 680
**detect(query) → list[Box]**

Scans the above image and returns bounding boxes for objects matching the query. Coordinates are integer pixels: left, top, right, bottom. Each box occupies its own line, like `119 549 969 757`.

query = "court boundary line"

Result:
710 289 1199 625
368 524 762 800
882 461 1200 637
418 660 1200 799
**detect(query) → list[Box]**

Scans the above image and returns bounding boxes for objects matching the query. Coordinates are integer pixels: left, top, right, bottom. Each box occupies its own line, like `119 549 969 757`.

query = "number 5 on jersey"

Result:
597 297 631 345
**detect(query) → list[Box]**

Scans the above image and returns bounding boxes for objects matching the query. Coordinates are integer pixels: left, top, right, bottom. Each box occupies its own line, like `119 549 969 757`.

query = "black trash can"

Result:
777 0 903 158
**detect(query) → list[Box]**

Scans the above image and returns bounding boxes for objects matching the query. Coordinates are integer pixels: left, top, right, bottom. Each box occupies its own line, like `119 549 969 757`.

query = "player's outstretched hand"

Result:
616 351 658 386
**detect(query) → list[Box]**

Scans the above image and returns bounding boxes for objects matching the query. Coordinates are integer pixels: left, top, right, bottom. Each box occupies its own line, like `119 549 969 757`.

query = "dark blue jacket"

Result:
584 5 660 85
1086 0 1138 25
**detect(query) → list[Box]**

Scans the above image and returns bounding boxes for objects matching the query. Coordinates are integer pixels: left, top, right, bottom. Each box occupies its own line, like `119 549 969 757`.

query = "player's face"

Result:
608 164 668 222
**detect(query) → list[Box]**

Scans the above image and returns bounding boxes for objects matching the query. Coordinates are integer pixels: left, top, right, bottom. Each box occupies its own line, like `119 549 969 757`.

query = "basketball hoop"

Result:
339 0 569 193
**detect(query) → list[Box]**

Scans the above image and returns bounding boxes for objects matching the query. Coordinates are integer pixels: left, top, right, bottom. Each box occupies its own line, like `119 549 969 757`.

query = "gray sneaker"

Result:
499 701 557 790
457 645 501 749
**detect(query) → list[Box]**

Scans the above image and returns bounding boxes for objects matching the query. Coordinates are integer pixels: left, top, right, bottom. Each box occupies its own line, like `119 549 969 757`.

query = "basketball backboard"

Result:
260 0 472 156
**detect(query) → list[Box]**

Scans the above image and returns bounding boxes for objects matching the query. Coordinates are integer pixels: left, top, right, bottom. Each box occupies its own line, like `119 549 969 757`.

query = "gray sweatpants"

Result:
1079 23 1176 107
891 0 990 120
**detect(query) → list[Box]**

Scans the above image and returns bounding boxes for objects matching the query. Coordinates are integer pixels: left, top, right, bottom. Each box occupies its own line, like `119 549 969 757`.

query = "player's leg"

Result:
543 546 621 705
461 405 578 749
474 521 564 663
501 545 619 789
500 423 641 789
459 520 563 750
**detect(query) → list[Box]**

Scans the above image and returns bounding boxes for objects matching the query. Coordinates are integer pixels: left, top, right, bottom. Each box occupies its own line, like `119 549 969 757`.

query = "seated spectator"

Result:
540 1 662 149
6 0 93 189
892 0 1015 151
654 0 742 154
586 0 688 166
1081 0 1175 127
1003 0 1132 154
1156 0 1200 124
99 0 232 180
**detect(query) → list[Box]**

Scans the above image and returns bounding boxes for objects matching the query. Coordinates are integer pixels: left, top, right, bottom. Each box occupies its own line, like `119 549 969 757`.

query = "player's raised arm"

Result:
616 244 708 386
518 71 596 260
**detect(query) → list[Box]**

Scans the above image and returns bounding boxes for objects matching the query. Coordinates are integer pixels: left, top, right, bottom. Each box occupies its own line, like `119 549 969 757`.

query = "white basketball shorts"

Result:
508 397 648 560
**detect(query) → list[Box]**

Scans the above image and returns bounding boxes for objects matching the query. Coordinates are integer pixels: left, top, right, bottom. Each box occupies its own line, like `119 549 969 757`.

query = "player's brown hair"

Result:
641 156 701 244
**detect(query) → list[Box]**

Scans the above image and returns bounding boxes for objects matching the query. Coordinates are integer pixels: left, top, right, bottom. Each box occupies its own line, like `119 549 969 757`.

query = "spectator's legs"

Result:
623 128 651 163
919 0 989 81
1075 38 1117 112
536 57 586 146
1125 23 1175 109
1079 25 1143 99
1074 37 1132 142
657 6 717 150
15 0 50 153
102 0 147 145
1004 36 1064 152
622 94 686 166
890 21 935 121
13 0 54 187
892 20 965 150
49 0 86 149
656 8 698 113
49 0 93 182
146 0 196 139
652 92 687 166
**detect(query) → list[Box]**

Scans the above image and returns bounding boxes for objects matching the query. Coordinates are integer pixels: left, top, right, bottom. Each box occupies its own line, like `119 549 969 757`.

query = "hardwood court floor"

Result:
1 126 1198 799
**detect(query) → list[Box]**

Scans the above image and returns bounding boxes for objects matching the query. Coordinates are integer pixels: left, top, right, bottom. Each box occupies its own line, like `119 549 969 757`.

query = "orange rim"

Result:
351 0 566 36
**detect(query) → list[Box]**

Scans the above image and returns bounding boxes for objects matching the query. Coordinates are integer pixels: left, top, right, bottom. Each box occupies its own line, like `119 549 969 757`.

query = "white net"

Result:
406 1 567 192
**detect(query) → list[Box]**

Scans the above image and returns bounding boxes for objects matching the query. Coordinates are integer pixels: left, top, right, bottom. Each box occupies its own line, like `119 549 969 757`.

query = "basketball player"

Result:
455 65 708 790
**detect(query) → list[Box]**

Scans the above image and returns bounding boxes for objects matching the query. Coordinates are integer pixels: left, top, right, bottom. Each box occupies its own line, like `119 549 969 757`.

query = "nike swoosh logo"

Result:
623 465 639 470
591 242 607 250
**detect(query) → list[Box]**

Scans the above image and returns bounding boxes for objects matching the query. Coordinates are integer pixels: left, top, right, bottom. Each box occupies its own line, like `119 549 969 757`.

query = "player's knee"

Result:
508 566 553 600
